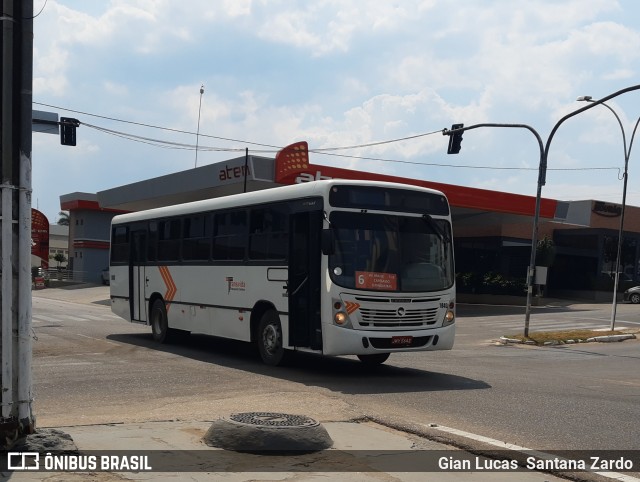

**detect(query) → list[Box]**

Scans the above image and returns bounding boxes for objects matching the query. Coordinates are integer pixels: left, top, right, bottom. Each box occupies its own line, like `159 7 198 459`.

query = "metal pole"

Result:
243 147 249 193
611 156 629 330
18 0 34 430
1 183 13 421
1 0 16 425
608 117 640 331
444 123 544 337
576 97 639 331
524 156 545 337
194 84 204 168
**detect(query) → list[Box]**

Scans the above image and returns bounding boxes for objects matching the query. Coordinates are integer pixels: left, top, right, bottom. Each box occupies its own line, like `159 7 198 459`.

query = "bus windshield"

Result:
328 211 454 292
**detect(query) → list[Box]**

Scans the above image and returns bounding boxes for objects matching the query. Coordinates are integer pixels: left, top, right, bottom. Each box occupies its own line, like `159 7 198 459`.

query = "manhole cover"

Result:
204 412 333 453
228 412 319 428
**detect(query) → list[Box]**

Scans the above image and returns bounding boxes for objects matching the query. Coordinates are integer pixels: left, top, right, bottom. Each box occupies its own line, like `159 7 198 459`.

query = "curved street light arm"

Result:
443 122 545 183
545 84 640 162
628 117 640 160
580 99 629 163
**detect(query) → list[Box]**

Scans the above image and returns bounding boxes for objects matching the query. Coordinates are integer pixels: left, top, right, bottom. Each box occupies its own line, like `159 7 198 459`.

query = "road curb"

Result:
586 334 636 342
499 334 636 345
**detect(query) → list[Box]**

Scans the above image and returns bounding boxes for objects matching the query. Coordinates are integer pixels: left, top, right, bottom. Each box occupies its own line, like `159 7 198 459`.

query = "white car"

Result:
623 286 640 304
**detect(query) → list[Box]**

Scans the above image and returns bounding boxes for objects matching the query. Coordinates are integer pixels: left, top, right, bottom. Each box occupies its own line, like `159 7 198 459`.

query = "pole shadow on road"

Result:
107 333 491 395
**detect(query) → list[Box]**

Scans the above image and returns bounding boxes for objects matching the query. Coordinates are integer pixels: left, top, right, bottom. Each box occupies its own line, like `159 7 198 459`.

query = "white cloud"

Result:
30 0 640 221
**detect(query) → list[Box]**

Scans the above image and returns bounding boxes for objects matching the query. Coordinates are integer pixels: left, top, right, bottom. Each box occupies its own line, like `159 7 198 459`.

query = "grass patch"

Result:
506 329 627 344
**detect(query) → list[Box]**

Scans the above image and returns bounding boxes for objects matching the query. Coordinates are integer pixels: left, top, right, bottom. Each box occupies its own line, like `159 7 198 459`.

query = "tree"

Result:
536 235 556 267
50 253 67 268
57 211 69 226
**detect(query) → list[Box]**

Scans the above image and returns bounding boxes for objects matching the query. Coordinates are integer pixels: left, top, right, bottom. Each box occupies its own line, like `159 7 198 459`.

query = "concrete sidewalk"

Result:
6 418 568 481
32 283 111 305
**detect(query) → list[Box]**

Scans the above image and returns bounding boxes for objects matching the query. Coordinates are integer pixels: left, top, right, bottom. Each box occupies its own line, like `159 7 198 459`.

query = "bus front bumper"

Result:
321 322 455 356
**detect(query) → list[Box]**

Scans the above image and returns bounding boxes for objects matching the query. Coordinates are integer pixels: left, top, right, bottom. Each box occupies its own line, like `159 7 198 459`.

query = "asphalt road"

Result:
31 288 640 455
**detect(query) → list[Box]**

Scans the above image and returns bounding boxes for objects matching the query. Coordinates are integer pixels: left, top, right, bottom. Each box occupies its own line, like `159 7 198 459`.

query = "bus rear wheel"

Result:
357 353 390 365
150 299 173 343
257 310 287 366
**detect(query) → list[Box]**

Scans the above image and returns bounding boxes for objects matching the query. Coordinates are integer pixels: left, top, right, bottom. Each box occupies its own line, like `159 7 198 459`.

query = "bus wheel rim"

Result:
153 311 163 333
264 324 279 354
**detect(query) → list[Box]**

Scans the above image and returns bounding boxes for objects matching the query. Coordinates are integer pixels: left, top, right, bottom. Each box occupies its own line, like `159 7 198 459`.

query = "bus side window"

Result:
157 219 181 262
111 225 129 264
213 210 247 261
249 206 288 261
182 214 211 261
148 221 158 262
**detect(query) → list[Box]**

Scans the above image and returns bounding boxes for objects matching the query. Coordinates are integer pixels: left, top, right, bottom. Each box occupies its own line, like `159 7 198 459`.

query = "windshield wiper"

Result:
422 214 449 244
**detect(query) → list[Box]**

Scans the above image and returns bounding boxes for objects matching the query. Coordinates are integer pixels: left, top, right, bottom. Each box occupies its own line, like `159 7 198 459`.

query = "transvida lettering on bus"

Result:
226 277 246 293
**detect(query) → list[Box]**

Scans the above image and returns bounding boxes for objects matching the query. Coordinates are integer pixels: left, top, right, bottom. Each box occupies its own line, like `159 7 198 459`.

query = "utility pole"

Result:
1 0 35 447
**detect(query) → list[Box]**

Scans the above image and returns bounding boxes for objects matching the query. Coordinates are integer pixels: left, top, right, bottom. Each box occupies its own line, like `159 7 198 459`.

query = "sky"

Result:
31 0 640 224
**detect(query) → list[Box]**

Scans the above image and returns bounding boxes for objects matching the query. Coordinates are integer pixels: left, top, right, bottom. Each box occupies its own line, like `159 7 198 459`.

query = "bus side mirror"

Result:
321 229 335 255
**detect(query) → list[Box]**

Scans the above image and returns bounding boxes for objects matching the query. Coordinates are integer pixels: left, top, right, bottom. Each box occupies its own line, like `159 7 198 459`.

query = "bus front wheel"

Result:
257 310 286 366
150 299 172 343
357 353 390 365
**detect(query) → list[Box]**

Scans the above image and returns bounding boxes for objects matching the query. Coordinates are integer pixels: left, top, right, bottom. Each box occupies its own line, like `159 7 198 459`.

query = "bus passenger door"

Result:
129 229 147 322
288 210 322 350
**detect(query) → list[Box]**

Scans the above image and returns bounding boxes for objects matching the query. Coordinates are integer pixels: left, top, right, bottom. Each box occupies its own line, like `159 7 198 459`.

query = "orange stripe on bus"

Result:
345 301 360 315
158 266 177 312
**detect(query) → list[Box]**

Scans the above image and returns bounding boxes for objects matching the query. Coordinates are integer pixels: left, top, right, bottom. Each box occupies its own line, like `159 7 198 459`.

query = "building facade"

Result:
59 150 640 299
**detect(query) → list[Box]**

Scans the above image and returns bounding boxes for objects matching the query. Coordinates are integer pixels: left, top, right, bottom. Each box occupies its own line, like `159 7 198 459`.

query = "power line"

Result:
34 101 447 152
34 101 281 149
310 129 444 151
84 121 622 174
82 123 245 152
35 101 623 174
309 150 622 173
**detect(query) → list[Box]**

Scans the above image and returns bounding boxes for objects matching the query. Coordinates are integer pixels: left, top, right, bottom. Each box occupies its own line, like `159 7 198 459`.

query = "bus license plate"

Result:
391 336 413 346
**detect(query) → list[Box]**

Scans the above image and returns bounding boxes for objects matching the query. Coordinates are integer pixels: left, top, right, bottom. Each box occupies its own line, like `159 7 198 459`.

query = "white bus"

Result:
108 180 455 366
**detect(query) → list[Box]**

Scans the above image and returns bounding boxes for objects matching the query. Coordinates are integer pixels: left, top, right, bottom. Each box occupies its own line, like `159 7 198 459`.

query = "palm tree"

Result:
57 211 70 226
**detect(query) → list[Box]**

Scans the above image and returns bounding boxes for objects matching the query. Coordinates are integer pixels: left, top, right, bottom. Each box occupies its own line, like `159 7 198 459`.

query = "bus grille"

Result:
358 307 439 327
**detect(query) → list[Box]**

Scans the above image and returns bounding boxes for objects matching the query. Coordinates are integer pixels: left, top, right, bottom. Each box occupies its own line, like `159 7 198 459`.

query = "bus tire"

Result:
150 299 172 343
357 353 390 365
257 310 286 366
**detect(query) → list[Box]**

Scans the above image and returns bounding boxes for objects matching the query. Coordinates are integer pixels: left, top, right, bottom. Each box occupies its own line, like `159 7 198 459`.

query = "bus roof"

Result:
111 179 448 225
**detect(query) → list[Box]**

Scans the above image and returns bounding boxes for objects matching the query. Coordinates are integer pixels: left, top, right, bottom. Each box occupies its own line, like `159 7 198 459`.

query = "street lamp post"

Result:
194 84 205 168
577 96 640 330
444 83 640 337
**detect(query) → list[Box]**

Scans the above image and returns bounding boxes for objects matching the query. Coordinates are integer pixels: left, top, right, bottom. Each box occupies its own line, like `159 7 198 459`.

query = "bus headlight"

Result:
443 310 455 325
334 311 348 325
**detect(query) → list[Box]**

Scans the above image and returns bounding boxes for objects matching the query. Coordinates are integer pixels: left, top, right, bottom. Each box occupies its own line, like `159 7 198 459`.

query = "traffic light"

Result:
447 123 464 154
60 117 79 146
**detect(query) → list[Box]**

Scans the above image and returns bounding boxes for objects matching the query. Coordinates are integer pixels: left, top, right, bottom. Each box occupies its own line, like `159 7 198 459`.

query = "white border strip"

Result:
425 424 640 482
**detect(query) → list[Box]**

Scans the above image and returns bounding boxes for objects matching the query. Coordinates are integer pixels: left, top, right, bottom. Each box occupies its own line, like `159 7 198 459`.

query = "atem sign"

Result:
592 201 622 217
219 164 251 181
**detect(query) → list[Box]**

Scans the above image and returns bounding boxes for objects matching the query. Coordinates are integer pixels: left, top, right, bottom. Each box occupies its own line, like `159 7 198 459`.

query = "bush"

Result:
457 271 526 296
